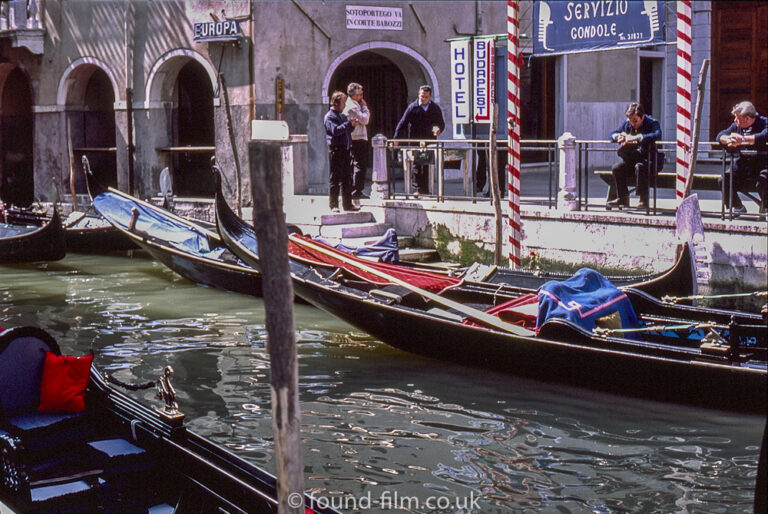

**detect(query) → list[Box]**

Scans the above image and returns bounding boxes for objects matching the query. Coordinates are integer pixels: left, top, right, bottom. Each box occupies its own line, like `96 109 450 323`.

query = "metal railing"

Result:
575 139 766 219
384 138 559 206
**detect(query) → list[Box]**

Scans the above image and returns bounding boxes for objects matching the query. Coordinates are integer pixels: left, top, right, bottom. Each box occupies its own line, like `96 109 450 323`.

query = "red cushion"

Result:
38 352 93 413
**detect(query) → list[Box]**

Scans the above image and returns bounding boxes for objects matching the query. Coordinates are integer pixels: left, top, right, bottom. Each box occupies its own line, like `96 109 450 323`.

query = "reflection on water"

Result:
1 254 763 512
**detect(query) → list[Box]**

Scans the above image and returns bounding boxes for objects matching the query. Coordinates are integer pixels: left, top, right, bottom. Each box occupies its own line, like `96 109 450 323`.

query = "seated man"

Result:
716 101 768 215
607 102 662 210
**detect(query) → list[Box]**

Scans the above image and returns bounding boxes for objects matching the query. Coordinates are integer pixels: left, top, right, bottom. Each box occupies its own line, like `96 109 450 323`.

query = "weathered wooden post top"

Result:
248 119 303 514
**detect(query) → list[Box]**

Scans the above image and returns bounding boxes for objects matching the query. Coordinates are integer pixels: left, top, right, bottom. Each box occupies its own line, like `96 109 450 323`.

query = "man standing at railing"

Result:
394 85 445 197
716 101 767 216
607 102 662 210
343 82 371 200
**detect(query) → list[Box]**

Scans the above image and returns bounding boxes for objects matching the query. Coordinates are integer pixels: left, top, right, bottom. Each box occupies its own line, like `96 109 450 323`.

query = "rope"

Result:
593 321 727 337
661 291 767 304
105 373 155 391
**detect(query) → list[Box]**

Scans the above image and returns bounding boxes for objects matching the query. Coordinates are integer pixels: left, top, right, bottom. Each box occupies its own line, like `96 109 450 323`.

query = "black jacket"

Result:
394 100 445 141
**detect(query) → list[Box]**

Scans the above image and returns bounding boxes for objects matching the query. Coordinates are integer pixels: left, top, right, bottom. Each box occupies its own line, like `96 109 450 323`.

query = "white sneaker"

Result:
731 205 747 216
331 207 340 213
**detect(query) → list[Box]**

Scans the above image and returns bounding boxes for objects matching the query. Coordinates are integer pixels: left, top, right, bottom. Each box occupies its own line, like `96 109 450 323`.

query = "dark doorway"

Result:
329 51 409 159
70 69 117 194
711 1 768 135
172 61 215 197
1 68 34 207
520 55 556 161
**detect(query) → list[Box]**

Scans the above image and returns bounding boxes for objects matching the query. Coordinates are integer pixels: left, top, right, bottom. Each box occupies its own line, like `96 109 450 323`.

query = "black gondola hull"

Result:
0 208 66 262
292 276 767 413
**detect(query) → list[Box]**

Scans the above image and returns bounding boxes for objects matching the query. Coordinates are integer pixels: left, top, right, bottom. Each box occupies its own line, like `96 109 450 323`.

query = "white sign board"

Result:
346 5 403 31
450 40 471 124
473 37 495 123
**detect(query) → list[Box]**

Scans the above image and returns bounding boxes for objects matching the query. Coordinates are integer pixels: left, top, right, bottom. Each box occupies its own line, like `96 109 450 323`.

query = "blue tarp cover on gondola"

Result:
321 228 400 263
536 268 640 336
93 192 221 257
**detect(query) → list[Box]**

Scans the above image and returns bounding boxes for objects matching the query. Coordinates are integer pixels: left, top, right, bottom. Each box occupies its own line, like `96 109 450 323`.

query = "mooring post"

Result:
248 121 303 514
371 134 389 200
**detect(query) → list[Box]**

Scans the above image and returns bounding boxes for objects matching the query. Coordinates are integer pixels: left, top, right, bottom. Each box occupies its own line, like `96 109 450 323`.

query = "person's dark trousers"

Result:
411 162 430 194
475 149 488 193
328 146 353 209
720 157 768 209
611 146 649 201
350 140 369 196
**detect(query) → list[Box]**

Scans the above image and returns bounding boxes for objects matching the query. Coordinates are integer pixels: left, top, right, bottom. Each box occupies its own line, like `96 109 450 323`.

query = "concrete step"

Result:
320 211 375 226
320 222 392 239
323 234 415 249
398 248 441 263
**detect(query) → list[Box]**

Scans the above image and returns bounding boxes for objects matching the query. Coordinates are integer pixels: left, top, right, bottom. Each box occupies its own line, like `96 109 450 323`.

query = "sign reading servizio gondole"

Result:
533 0 665 56
193 20 242 43
346 5 402 31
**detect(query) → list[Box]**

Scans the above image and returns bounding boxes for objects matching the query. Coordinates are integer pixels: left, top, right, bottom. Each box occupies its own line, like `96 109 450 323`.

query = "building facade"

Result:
0 1 764 207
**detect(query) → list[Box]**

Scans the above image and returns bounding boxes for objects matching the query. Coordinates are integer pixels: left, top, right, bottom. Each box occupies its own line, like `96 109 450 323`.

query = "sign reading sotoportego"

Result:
533 0 665 56
345 5 403 31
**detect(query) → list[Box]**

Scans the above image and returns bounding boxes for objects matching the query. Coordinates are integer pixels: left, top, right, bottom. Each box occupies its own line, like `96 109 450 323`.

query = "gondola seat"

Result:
0 327 97 510
0 329 92 461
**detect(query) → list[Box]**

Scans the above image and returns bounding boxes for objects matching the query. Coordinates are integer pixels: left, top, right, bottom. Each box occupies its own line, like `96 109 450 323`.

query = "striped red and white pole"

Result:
507 0 522 268
675 0 692 201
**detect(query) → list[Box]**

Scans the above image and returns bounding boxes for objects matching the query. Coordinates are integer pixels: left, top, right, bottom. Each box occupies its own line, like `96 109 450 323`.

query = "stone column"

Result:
557 131 578 211
371 133 389 200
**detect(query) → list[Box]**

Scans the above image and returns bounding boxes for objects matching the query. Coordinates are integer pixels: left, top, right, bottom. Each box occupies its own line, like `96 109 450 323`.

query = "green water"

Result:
1 253 764 512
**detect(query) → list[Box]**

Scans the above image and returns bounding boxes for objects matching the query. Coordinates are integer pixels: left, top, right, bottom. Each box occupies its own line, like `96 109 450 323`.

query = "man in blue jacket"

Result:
324 91 360 212
716 101 767 215
394 85 445 197
607 102 662 210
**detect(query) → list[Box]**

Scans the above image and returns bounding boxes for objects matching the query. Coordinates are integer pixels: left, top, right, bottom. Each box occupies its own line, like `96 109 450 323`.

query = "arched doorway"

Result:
172 61 215 197
328 51 409 140
1 67 34 207
68 68 117 193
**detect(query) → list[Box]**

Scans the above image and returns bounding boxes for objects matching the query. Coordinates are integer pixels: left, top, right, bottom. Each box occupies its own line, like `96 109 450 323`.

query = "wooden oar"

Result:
289 235 536 337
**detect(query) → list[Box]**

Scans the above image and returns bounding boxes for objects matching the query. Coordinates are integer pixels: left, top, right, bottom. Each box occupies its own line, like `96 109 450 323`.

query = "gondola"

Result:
85 166 264 297
455 244 696 299
1 204 137 253
62 210 139 253
215 189 767 413
0 207 66 262
0 325 338 513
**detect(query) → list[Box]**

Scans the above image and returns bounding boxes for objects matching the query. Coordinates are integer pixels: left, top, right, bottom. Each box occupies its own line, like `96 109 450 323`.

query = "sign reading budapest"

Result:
533 0 665 56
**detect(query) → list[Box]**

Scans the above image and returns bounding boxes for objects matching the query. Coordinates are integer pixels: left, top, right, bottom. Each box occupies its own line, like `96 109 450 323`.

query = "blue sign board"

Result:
533 1 666 56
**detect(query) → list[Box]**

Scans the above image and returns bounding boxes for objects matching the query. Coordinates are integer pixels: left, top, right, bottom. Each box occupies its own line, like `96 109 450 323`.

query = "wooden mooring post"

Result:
248 136 303 514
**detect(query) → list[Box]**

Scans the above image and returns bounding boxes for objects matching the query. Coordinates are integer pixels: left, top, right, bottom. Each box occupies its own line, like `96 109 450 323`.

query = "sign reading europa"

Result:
345 5 403 31
533 0 665 56
193 20 242 43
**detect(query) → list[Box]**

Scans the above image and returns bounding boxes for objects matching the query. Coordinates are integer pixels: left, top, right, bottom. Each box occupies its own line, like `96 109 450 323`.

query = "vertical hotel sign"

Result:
450 37 495 125
450 40 471 124
473 37 495 123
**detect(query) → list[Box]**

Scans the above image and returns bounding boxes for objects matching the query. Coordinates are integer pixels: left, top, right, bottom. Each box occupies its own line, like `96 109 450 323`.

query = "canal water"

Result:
1 253 763 513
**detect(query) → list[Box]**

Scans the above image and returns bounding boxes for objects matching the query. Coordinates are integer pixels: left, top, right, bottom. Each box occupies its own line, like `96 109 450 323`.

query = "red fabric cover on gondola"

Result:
38 352 93 413
464 293 539 328
288 235 462 293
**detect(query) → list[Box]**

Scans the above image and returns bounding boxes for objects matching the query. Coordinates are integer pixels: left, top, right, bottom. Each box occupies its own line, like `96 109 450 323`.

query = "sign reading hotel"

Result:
346 5 403 31
472 37 495 123
193 20 243 43
450 40 471 124
450 37 495 125
533 0 665 56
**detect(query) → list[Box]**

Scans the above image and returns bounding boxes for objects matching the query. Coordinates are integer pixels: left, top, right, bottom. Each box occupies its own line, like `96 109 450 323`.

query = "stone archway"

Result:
145 50 217 197
324 42 440 139
57 58 120 194
0 65 34 206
